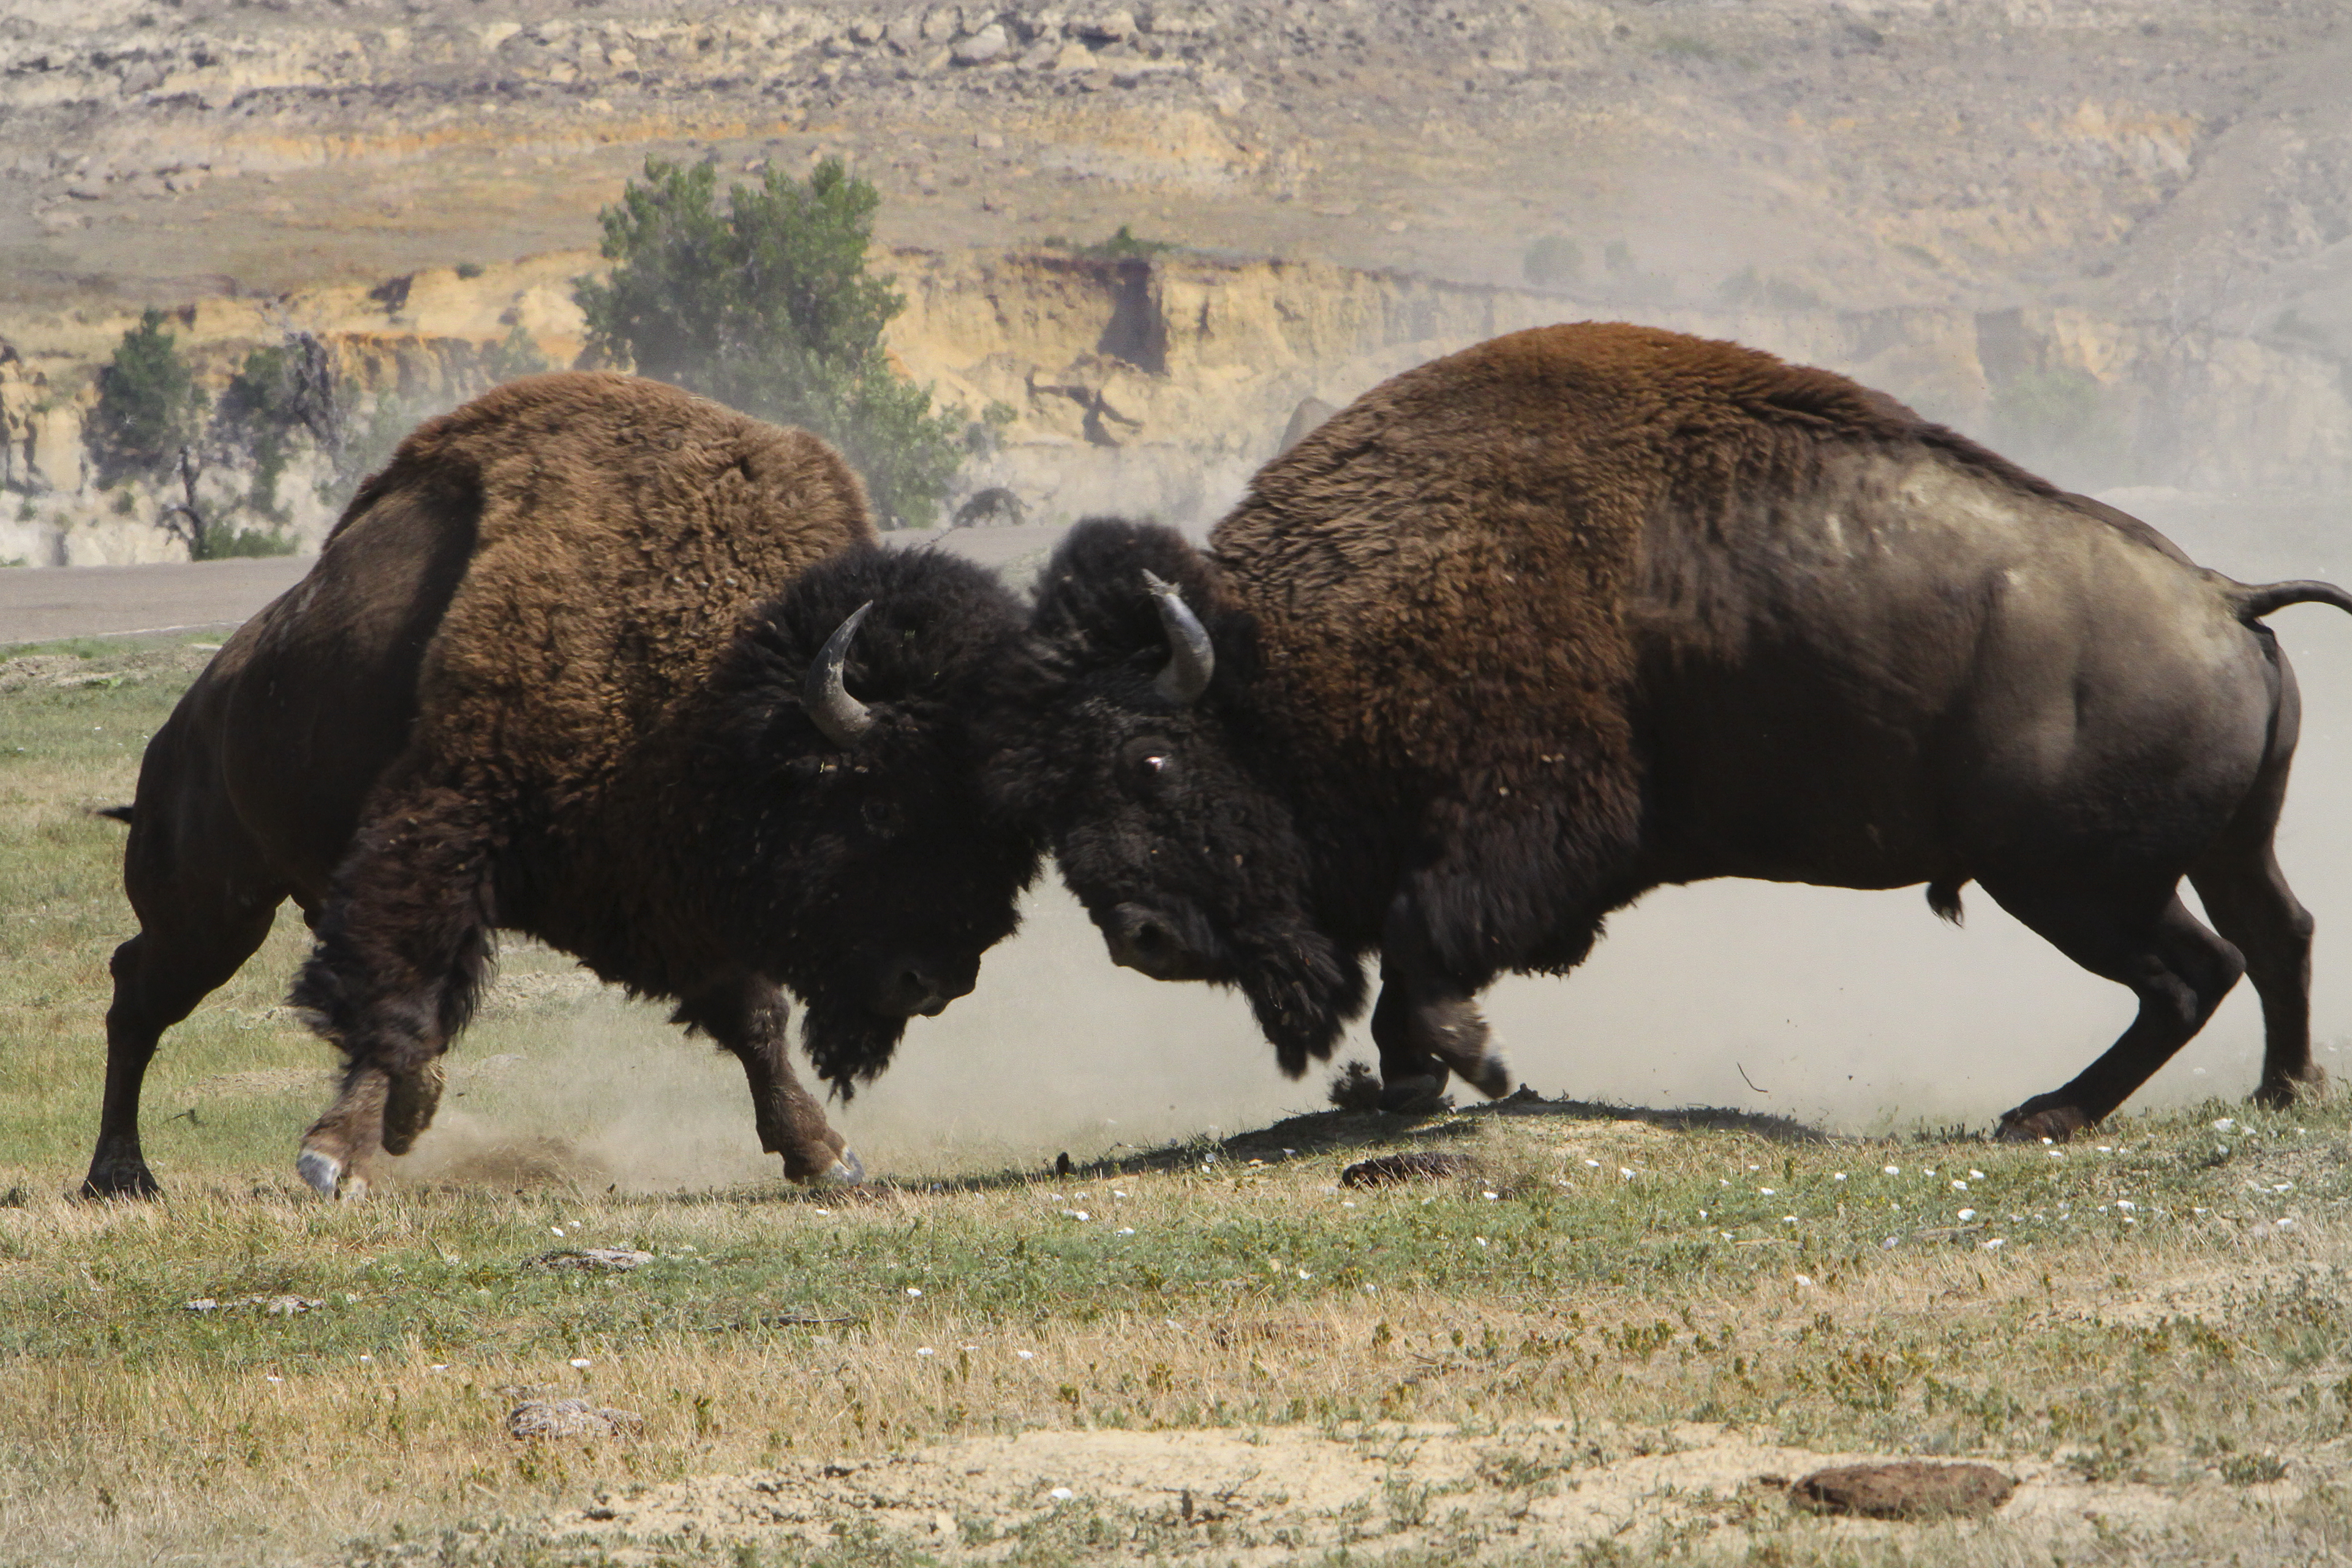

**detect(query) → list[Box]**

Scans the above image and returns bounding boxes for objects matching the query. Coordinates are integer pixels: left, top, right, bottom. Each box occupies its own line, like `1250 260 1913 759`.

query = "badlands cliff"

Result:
2 0 2348 565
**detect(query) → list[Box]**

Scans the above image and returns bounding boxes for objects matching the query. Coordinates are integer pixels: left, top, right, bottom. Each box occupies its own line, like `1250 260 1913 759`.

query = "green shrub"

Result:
214 344 304 519
481 323 551 384
86 309 207 488
575 156 967 528
1042 224 1173 261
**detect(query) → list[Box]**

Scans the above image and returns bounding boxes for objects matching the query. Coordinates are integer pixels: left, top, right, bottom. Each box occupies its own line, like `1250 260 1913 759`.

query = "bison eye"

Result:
1118 737 1178 793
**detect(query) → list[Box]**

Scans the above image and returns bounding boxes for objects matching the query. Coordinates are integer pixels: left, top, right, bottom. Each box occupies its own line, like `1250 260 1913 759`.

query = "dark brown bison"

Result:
86 372 1036 1199
990 323 2348 1139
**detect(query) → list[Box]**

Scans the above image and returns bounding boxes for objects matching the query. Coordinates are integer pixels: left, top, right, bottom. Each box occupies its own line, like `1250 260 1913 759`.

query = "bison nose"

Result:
1105 903 1197 980
878 958 967 1018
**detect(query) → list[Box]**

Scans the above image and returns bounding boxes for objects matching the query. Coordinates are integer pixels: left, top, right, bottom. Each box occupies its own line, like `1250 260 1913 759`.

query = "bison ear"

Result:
805 601 878 747
1142 571 1215 706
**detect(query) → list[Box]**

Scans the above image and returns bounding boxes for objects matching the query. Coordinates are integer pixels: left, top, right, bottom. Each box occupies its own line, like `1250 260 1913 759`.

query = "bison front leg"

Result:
674 978 863 1185
1370 888 1513 1112
288 770 499 1195
295 1063 393 1199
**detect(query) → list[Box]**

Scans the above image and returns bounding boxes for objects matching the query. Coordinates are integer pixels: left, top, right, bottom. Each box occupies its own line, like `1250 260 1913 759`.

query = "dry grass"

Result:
4 637 2351 1567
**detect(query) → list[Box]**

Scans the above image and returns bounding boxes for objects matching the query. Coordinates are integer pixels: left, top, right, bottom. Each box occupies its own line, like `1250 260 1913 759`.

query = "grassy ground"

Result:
4 638 2350 1567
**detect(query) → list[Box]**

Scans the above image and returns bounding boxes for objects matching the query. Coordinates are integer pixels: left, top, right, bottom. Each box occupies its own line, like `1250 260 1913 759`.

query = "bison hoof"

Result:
805 1149 866 1186
78 1163 162 1202
2251 1066 2328 1110
1995 1100 2090 1144
296 1149 345 1199
1414 997 1512 1099
1378 1074 1452 1115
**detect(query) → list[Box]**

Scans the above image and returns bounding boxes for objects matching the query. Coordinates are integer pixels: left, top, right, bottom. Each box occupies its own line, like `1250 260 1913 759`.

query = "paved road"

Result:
0 524 1070 644
0 557 312 644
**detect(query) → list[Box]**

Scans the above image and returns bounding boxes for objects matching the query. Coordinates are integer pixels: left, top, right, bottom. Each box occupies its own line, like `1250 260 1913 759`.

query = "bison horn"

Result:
1143 571 1214 707
806 601 877 747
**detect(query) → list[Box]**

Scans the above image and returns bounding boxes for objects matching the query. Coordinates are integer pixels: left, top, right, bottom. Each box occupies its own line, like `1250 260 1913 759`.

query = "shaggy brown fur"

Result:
1000 323 2350 1137
88 372 1036 1199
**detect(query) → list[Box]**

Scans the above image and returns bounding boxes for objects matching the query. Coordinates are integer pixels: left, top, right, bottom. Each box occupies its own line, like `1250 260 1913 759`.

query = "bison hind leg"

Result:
1989 878 2244 1139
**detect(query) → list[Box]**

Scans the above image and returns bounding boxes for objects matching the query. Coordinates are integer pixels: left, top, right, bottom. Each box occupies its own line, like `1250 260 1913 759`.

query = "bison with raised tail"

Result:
990 323 2346 1139
85 372 1037 1199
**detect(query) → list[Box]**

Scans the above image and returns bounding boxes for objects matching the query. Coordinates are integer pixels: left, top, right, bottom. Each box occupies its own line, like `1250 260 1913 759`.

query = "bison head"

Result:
987 520 1366 1076
702 547 1041 1093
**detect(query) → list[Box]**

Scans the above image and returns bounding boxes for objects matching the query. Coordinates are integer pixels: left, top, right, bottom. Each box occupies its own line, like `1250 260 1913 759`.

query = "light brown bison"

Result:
86 372 1037 1199
991 323 2347 1138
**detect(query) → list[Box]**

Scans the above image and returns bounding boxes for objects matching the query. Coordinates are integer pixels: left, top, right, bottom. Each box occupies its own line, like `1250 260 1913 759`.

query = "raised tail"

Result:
2232 579 2352 620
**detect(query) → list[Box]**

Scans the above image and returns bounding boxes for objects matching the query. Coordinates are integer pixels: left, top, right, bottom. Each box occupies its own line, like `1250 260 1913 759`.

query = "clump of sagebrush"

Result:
575 156 970 529
1042 223 1173 261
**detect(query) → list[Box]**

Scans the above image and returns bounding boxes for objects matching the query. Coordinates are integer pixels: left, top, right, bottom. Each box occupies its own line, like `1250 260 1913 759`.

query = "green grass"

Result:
3 638 2350 1567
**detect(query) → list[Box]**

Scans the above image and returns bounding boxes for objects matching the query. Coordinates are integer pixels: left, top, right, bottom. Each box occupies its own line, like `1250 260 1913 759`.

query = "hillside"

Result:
2 0 2350 564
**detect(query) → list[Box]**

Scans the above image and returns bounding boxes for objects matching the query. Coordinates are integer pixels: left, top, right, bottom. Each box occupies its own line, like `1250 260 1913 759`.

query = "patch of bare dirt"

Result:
552 1421 2294 1562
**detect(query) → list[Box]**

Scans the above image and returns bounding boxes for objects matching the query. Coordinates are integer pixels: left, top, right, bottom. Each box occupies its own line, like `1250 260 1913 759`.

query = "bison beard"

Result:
996 323 2350 1135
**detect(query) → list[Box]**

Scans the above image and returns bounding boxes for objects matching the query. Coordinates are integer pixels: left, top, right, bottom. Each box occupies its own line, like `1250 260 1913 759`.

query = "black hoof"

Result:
1996 1098 2090 1143
1378 1075 1452 1115
77 1169 162 1202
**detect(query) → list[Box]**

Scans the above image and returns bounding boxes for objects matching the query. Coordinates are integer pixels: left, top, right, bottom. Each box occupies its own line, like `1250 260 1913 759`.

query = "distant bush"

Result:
575 156 968 528
214 344 305 519
1042 224 1174 261
87 309 207 489
481 324 552 384
198 524 298 559
1522 235 1583 288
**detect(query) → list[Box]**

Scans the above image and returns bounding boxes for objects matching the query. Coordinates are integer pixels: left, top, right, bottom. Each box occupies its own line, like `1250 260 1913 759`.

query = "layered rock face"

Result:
2 0 2348 564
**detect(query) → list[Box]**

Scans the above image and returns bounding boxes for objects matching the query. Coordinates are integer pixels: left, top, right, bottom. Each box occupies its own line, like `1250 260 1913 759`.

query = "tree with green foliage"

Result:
574 156 968 528
214 343 305 520
88 309 206 490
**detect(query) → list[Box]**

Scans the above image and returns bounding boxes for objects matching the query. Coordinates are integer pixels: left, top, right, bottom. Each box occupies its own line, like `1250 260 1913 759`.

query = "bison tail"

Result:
1926 880 1967 926
2233 579 2352 621
94 804 135 825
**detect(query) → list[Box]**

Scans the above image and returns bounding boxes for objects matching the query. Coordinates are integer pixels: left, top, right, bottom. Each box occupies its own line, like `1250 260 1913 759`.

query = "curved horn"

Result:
805 600 877 748
1142 571 1215 707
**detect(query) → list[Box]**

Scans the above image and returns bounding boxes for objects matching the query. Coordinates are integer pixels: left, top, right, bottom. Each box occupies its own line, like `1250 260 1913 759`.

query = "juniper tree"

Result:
575 156 967 528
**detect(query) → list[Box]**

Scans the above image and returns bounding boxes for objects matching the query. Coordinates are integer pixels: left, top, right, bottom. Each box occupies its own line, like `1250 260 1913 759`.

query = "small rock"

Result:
850 20 885 43
1341 1151 1476 1188
1069 10 1135 42
1791 1461 2015 1520
886 16 925 50
507 1398 644 1441
530 1248 654 1273
974 129 1005 149
921 7 962 43
183 1294 327 1315
952 24 1009 64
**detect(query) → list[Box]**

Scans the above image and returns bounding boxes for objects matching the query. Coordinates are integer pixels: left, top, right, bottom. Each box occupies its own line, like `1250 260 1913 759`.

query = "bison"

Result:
989 323 2348 1139
85 372 1037 1200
